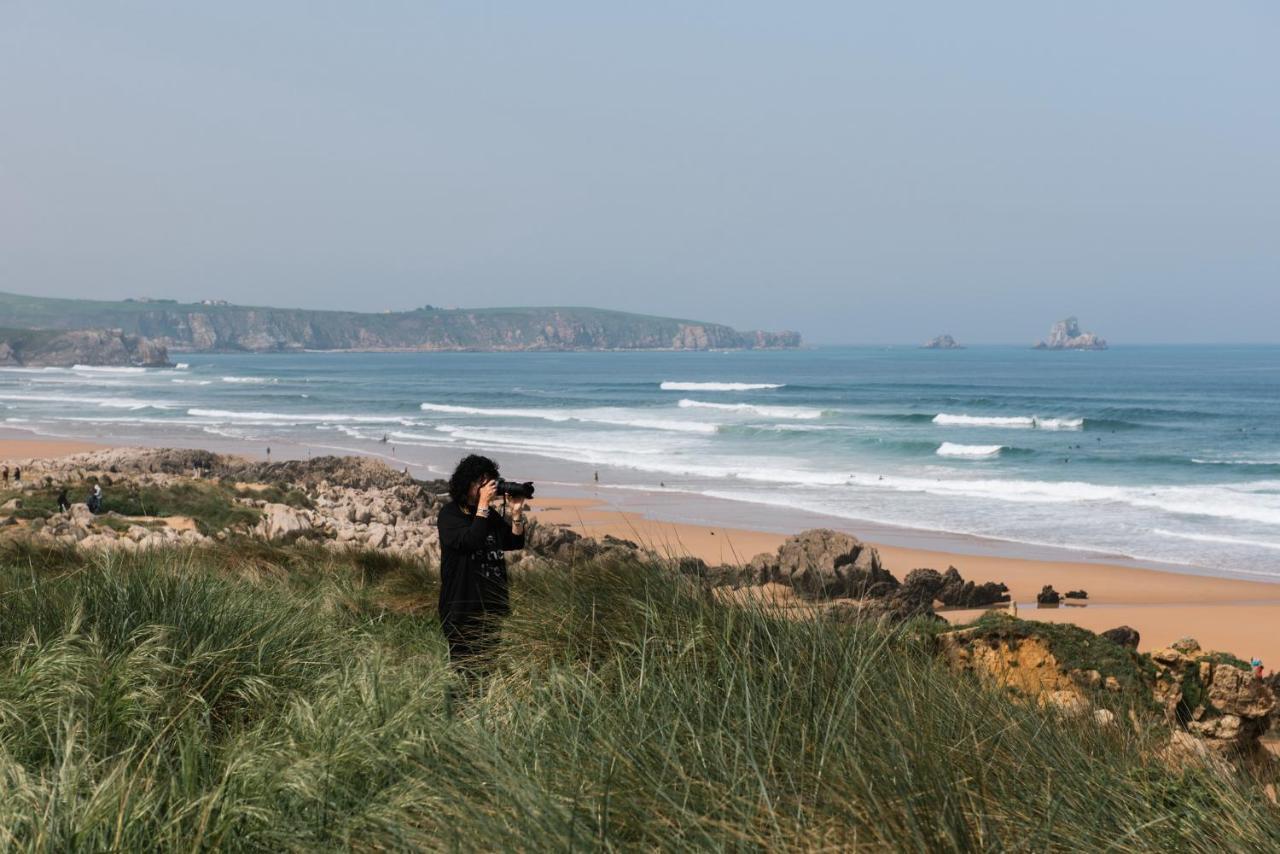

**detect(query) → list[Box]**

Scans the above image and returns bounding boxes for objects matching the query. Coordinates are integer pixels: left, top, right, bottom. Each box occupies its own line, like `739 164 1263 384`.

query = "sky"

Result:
2 2 1277 345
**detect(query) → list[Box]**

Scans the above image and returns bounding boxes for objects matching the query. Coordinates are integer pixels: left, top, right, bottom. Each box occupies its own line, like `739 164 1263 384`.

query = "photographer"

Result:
436 454 527 676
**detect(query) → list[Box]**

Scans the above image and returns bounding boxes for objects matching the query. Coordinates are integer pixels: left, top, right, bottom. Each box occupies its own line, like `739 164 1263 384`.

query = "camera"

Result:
496 478 535 499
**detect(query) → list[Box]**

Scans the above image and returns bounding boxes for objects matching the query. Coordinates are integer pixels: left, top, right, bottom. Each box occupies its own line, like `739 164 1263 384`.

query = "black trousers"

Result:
443 617 499 675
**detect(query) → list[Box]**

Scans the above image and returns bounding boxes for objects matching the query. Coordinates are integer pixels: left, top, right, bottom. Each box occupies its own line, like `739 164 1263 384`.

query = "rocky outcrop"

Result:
0 327 171 367
1033 317 1107 351
939 621 1098 707
1102 626 1141 649
1151 639 1276 756
745 529 895 600
921 334 963 350
1036 585 1061 606
255 504 313 542
893 566 1010 612
0 291 800 352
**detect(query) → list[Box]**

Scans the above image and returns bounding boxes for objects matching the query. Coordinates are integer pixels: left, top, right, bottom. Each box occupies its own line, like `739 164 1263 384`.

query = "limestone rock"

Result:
1033 317 1107 350
256 503 313 542
1150 638 1276 755
773 529 895 599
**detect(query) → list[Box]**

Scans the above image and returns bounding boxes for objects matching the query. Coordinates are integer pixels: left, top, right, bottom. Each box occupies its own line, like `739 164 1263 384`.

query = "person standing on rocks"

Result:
436 454 527 684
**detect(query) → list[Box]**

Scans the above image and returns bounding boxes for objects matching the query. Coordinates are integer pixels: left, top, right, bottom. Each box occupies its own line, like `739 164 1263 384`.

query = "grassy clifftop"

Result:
0 291 800 352
0 540 1276 850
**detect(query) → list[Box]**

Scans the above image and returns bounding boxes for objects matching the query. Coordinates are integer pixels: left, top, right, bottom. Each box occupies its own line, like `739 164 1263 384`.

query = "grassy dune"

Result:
0 541 1276 851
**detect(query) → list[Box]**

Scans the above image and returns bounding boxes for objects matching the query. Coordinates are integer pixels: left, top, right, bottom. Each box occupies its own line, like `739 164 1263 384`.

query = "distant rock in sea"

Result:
1034 317 1107 351
922 334 963 350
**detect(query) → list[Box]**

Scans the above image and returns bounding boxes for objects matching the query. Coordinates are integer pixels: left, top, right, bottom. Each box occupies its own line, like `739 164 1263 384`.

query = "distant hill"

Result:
0 291 800 353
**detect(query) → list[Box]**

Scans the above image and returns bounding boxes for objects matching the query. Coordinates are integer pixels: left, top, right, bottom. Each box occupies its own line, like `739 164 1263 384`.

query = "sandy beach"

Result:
531 493 1280 666
6 433 1280 667
0 436 108 462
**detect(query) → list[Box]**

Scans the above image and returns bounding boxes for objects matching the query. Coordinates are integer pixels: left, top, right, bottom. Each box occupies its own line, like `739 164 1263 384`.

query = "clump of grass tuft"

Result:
0 544 1275 850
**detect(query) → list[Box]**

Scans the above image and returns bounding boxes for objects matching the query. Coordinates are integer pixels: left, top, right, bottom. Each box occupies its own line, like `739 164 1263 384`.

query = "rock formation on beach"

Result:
0 327 172 368
1034 317 1107 350
0 290 800 353
921 334 963 349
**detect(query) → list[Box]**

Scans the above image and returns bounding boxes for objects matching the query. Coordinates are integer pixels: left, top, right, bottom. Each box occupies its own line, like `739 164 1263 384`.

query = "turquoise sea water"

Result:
3 346 1278 577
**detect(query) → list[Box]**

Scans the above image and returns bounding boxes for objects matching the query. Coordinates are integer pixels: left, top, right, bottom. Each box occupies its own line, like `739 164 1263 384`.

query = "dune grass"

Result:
0 540 1275 851
2 480 260 534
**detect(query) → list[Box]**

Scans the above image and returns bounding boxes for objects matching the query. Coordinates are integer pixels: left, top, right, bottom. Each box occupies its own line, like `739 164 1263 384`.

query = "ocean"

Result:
3 346 1278 578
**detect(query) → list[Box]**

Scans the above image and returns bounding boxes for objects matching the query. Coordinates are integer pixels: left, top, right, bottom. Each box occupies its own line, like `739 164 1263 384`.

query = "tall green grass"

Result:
0 541 1275 851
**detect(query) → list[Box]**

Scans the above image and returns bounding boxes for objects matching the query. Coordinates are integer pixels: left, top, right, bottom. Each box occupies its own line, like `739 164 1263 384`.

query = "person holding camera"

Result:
436 454 531 676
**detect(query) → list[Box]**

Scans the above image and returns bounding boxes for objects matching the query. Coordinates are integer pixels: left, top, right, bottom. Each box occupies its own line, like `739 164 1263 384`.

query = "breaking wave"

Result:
932 413 1084 430
677 399 823 419
936 442 1004 458
659 381 784 391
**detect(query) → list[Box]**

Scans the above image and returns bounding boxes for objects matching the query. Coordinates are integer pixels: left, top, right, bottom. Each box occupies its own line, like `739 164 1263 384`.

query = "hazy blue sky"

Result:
2 2 1277 344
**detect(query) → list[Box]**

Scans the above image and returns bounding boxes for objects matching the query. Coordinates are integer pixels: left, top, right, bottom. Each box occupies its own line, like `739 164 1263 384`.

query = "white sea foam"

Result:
677 399 822 419
660 381 784 391
171 379 213 385
1192 458 1280 467
188 408 413 425
419 402 718 433
0 392 174 410
221 376 278 384
936 442 1004 458
1152 530 1280 551
932 413 1083 430
71 365 148 374
419 402 573 421
175 363 190 370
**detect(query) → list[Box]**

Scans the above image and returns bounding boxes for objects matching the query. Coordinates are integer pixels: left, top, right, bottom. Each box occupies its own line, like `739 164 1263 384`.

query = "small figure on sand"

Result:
594 470 599 483
57 488 70 513
266 446 271 460
381 434 388 444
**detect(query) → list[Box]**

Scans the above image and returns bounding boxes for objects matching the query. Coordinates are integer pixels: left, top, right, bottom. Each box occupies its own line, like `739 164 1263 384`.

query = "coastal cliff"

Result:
1034 317 1107 350
0 291 800 353
0 328 172 368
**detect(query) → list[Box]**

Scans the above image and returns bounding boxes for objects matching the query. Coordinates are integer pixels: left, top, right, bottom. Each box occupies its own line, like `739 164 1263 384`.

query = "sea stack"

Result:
1034 317 1107 350
922 334 963 350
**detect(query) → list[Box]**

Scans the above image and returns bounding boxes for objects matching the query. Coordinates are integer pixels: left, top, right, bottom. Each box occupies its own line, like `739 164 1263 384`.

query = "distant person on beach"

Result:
436 454 527 682
57 488 70 512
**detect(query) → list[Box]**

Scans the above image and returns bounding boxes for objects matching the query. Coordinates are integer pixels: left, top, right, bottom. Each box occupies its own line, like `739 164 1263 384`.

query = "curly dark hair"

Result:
448 454 500 506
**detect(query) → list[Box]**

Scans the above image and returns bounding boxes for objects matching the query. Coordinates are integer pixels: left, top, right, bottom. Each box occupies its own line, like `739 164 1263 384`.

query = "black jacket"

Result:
436 501 525 631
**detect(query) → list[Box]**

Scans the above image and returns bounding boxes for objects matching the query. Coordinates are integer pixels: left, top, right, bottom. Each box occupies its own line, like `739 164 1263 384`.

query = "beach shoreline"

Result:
5 428 1280 665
